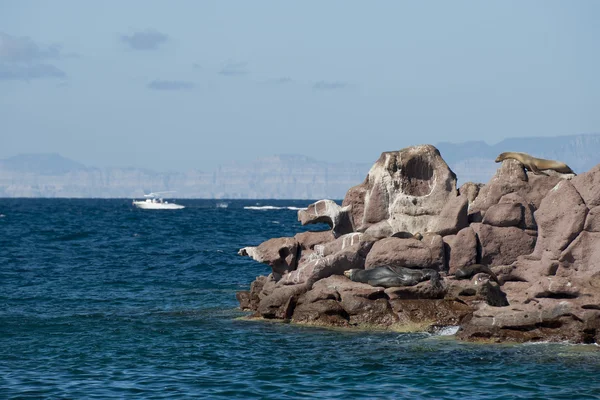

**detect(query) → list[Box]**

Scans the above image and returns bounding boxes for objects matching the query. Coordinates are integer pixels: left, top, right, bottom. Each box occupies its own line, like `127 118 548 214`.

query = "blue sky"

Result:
1 1 598 171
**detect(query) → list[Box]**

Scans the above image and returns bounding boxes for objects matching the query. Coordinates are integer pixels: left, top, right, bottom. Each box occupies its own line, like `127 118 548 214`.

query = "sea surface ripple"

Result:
1 199 599 399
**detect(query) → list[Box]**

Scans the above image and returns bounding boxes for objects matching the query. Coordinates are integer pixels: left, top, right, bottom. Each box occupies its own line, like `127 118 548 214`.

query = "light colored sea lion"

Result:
495 152 575 175
454 264 499 283
344 266 440 288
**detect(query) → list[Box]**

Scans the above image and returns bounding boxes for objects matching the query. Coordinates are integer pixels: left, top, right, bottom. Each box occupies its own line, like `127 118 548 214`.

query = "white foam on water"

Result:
434 326 460 336
243 206 306 211
244 206 283 210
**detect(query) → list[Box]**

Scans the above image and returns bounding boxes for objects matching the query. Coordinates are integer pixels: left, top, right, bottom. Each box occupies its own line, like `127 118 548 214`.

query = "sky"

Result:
1 0 599 171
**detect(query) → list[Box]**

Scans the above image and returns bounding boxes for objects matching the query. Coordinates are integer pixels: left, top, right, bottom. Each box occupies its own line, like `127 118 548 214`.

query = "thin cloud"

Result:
192 63 202 70
0 32 69 81
268 77 293 85
121 30 168 51
313 81 348 90
0 32 63 63
147 79 195 91
0 63 66 81
219 61 248 76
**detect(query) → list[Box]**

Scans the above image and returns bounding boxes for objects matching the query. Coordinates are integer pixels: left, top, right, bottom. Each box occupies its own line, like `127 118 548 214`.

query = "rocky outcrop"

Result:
298 199 354 238
237 144 600 344
342 145 468 236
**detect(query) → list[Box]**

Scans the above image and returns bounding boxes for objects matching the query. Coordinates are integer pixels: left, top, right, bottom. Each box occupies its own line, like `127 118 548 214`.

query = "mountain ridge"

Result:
1 133 598 199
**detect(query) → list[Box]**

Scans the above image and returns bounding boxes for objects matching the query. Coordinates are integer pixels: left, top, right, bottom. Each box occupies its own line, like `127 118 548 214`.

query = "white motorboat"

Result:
133 192 185 210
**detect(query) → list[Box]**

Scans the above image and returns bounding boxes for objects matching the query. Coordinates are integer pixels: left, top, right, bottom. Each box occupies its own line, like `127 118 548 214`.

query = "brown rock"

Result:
459 181 483 206
498 193 537 230
294 230 335 250
342 145 462 235
571 164 600 208
559 231 600 282
444 226 478 275
530 180 587 260
278 241 372 286
316 232 371 257
365 236 444 270
292 299 350 327
445 275 508 307
236 275 268 311
389 299 472 328
257 284 308 319
342 182 367 232
298 199 354 238
457 301 584 343
471 223 536 266
583 206 600 232
468 159 562 222
238 237 299 277
482 202 522 227
292 276 396 327
432 193 469 236
384 279 446 300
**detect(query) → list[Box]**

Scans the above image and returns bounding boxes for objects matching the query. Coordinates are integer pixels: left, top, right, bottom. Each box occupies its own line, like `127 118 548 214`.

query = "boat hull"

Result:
133 201 185 210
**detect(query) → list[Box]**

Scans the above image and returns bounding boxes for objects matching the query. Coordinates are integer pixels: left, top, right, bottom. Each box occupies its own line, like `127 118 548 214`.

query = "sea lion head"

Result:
344 269 356 280
495 152 508 163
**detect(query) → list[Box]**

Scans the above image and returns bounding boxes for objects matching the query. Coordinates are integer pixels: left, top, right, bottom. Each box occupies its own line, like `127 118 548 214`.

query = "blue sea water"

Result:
1 198 600 399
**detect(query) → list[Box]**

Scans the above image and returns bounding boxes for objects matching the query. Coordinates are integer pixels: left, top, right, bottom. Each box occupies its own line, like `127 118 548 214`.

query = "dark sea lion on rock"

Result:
344 266 440 288
391 231 423 240
454 264 499 283
495 152 576 175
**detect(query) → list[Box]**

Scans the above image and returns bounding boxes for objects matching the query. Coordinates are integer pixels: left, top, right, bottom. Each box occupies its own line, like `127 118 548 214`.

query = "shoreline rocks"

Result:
237 145 600 344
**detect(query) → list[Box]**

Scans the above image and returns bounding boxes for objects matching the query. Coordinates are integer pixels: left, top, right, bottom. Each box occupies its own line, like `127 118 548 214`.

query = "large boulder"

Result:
294 230 335 250
238 237 299 278
529 180 587 260
471 223 536 266
468 159 563 222
364 236 445 270
292 275 397 327
443 226 478 275
571 164 600 208
342 145 467 236
278 241 373 287
257 284 308 319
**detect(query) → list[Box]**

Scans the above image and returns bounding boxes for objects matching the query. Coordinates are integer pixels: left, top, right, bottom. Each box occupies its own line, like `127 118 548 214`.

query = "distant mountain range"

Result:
1 133 599 199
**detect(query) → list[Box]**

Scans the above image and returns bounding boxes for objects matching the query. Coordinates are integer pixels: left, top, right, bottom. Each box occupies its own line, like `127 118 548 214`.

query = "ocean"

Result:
1 199 599 399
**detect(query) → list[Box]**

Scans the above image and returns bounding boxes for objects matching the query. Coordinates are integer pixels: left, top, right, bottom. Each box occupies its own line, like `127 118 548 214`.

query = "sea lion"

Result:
344 266 440 288
495 152 575 175
391 231 423 240
454 264 499 283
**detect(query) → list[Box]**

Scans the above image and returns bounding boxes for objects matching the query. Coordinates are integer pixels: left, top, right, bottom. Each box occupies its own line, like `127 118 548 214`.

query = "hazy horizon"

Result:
2 1 599 171
1 131 599 173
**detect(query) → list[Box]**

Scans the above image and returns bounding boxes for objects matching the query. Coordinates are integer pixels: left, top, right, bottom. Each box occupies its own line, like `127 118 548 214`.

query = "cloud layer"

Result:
121 30 168 51
147 79 195 91
0 32 67 80
0 63 66 81
313 81 348 90
219 61 248 76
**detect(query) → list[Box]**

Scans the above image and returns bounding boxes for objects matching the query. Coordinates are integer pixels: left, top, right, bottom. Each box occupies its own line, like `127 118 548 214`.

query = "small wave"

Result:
54 232 92 241
0 214 5 218
216 202 229 209
243 206 306 211
432 326 460 336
